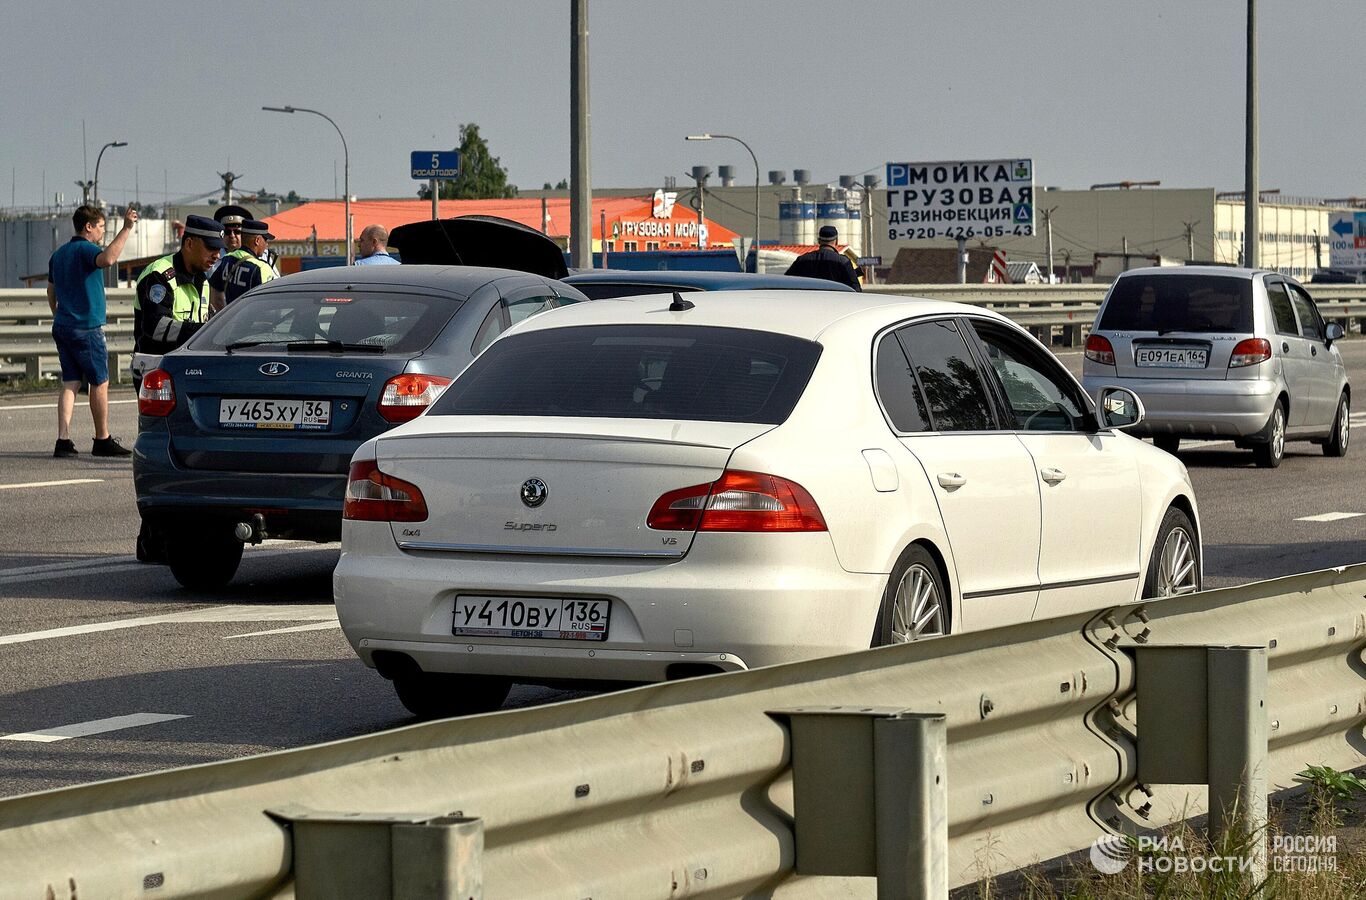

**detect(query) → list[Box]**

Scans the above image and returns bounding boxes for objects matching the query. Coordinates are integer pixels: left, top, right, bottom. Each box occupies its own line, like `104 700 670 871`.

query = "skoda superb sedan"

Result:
333 291 1201 717
134 265 587 588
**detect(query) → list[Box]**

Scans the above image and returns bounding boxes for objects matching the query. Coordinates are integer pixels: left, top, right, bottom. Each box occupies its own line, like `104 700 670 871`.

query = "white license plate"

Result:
219 398 331 430
453 596 610 641
1135 347 1208 368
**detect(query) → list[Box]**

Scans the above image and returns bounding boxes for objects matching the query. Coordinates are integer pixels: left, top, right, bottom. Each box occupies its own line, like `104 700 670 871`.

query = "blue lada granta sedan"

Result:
134 265 588 588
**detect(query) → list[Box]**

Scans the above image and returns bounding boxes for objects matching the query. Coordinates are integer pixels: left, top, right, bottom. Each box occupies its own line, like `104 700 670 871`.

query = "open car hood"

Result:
387 215 568 278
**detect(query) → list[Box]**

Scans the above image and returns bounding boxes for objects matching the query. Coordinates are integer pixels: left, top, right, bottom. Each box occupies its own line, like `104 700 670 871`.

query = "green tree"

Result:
418 123 518 201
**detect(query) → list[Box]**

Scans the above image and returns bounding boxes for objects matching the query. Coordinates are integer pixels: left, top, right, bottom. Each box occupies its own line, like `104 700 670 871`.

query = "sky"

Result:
2 0 1361 211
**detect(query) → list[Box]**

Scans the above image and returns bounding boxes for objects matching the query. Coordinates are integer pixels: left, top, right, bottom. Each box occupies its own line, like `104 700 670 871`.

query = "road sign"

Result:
732 237 754 269
411 150 461 180
884 158 1035 242
1328 211 1366 271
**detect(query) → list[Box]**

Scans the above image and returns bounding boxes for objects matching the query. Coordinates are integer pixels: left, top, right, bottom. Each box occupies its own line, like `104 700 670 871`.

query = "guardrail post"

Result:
270 807 482 900
772 707 948 900
1133 645 1267 879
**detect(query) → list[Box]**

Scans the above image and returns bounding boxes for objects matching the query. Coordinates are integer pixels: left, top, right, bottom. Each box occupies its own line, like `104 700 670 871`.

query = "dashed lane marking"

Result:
0 543 331 586
0 604 337 646
1294 512 1365 523
223 621 342 640
0 713 189 743
0 479 104 490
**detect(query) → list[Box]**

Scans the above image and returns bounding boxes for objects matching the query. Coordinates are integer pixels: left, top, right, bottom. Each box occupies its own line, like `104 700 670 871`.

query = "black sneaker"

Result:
91 436 133 457
53 439 78 458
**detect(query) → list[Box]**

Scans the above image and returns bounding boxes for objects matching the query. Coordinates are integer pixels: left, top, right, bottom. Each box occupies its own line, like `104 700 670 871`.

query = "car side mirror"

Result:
1098 386 1145 430
1324 322 1345 345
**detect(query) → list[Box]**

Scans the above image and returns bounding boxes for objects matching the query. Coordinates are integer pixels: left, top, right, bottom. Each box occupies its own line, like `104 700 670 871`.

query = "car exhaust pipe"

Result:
233 513 268 545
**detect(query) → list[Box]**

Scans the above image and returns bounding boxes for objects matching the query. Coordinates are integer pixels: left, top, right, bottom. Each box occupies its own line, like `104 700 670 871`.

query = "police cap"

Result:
241 219 275 241
213 204 253 229
183 215 226 250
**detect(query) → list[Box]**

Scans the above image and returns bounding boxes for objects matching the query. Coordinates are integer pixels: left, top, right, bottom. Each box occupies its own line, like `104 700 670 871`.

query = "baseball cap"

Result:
818 225 839 242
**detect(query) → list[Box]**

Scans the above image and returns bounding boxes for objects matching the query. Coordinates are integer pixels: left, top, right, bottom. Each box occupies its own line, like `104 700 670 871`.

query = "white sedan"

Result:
334 291 1200 717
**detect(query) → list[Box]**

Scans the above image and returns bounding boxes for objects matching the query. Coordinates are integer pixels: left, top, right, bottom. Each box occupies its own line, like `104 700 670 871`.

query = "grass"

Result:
960 769 1366 900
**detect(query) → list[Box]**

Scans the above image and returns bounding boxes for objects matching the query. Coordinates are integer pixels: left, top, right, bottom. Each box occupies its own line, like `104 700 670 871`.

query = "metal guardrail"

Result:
0 564 1361 898
3 284 1364 379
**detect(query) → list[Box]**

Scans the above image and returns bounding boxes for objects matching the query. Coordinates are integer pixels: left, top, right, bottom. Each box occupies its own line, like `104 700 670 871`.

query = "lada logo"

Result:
259 362 290 376
520 477 549 508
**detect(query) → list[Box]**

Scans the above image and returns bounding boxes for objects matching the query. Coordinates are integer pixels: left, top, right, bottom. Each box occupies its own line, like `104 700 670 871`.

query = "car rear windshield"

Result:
189 290 463 354
429 324 823 424
1098 274 1253 334
567 283 704 300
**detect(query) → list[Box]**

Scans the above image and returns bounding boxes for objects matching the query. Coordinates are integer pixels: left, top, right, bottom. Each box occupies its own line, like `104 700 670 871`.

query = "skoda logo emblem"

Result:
259 362 290 377
520 478 548 508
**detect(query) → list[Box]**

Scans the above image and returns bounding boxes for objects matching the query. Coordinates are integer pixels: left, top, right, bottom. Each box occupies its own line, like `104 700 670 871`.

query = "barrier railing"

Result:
0 564 1361 899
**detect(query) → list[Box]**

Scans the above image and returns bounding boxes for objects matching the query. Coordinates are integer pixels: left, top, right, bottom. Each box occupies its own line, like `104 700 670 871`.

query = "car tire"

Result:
872 544 948 645
1142 507 1201 599
1252 402 1286 469
1323 393 1350 458
393 671 513 719
168 528 243 590
1153 435 1181 455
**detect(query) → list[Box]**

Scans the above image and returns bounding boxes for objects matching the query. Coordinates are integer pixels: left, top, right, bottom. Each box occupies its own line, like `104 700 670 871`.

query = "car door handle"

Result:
1040 467 1067 484
1311 346 1317 356
936 472 966 489
1282 342 1290 353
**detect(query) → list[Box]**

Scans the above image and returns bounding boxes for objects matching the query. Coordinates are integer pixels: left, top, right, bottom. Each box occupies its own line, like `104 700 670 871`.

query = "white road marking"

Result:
1295 512 1365 523
0 478 104 491
0 542 334 586
0 713 189 743
0 399 138 412
223 620 341 640
0 604 337 646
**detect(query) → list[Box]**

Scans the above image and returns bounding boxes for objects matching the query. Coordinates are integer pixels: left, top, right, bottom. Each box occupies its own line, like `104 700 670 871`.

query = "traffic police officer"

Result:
211 219 277 311
784 225 863 291
135 215 223 356
207 204 251 311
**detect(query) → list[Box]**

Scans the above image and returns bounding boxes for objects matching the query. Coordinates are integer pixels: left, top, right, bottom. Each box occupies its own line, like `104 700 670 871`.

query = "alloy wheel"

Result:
891 563 945 641
1157 527 1199 597
1339 398 1350 452
1271 406 1285 460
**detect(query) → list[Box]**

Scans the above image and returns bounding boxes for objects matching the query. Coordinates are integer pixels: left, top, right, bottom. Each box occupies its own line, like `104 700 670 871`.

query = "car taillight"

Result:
343 459 428 522
1084 334 1115 366
647 470 827 533
377 373 452 423
138 369 176 416
1228 338 1272 368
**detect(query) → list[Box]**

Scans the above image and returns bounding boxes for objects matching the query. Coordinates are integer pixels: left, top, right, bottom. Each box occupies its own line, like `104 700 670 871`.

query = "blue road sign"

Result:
412 150 461 180
1331 218 1353 237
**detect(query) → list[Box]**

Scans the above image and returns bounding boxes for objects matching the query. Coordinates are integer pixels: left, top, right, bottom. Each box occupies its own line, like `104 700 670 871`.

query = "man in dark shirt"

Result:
134 216 223 356
784 225 862 291
46 204 139 458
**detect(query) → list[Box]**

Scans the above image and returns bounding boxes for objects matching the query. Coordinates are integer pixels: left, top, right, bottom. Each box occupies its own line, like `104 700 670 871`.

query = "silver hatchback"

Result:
1081 267 1350 467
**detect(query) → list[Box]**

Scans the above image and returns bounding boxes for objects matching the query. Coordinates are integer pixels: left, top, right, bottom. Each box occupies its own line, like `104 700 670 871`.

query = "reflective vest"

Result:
135 255 209 324
224 251 277 303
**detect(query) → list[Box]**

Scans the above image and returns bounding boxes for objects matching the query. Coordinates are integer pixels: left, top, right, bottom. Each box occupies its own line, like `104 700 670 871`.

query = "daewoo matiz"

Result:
333 291 1201 717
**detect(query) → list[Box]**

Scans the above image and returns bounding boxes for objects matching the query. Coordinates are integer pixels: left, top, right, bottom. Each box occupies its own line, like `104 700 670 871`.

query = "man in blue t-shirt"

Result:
46 203 138 458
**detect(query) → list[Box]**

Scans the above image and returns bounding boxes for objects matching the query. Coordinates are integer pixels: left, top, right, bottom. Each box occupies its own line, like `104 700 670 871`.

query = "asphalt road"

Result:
0 338 1362 797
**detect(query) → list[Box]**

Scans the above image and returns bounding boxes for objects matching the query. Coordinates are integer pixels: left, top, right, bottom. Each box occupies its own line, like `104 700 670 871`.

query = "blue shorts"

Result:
52 324 109 385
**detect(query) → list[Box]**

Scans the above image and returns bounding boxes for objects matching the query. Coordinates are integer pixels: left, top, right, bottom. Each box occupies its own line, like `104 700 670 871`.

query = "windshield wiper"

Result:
285 339 386 354
225 339 291 353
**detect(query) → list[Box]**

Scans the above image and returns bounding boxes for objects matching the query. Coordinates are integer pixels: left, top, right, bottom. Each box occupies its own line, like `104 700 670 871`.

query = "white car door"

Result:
883 319 1042 631
1286 282 1339 429
1265 279 1315 428
965 319 1144 619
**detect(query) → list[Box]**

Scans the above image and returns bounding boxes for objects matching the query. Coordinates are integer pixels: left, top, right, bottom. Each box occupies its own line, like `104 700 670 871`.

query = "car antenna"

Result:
669 292 694 312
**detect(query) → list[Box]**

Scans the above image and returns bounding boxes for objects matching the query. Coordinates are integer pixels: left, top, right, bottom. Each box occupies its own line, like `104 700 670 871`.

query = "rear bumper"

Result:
333 524 886 683
134 431 346 541
1082 373 1279 438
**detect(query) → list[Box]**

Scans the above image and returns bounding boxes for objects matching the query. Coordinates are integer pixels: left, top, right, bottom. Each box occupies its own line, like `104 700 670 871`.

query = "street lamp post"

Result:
92 141 127 212
686 133 759 271
264 105 352 264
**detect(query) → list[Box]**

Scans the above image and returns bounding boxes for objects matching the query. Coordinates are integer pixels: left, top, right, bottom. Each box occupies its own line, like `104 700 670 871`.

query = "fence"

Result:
0 563 1361 899
4 285 1365 380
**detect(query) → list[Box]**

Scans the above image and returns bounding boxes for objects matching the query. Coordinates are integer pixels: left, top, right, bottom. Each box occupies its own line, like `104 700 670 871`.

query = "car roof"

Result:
506 289 1007 342
1116 266 1274 280
561 269 856 292
250 264 545 299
